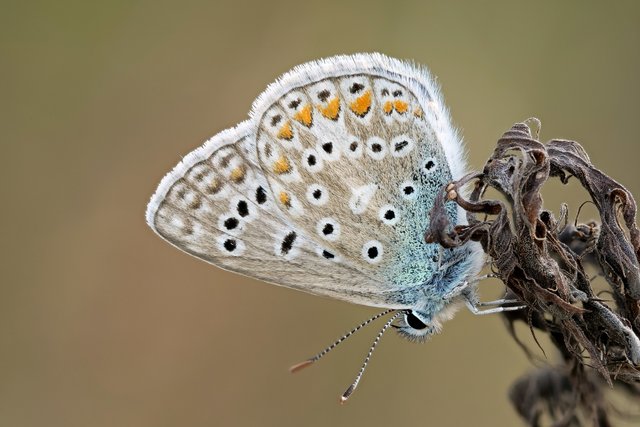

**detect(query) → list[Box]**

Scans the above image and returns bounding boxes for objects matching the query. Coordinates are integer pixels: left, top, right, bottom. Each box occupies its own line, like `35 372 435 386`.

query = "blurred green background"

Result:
2 1 639 426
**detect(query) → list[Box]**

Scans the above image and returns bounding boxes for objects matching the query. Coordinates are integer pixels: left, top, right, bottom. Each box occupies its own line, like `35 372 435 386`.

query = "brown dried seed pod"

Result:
426 120 640 426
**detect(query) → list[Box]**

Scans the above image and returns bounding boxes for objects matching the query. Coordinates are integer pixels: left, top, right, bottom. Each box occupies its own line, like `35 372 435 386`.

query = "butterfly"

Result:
145 53 519 401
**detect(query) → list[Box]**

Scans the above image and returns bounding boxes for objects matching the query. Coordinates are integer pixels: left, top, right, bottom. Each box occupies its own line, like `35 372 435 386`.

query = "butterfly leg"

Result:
475 273 499 281
476 298 522 307
463 293 526 316
442 276 513 301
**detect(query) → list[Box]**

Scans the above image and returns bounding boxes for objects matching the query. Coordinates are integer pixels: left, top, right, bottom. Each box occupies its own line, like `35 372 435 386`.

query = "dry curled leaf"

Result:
426 120 640 426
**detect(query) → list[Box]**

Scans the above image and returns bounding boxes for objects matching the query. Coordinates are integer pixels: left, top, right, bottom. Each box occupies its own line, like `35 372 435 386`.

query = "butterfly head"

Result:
393 294 467 342
393 310 435 342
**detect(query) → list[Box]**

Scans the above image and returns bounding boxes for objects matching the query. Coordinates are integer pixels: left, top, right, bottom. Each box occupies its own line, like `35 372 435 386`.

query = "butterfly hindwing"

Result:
146 121 391 305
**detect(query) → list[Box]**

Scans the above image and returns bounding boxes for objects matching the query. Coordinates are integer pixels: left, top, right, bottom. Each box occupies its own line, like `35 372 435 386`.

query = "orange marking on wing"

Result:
189 195 202 210
318 97 340 120
273 155 291 174
349 90 371 117
279 191 291 207
293 104 313 127
383 101 393 115
207 178 222 194
229 165 246 183
394 100 409 114
277 121 293 140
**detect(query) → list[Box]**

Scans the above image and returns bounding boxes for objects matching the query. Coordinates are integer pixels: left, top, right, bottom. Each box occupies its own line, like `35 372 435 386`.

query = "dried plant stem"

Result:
426 120 640 426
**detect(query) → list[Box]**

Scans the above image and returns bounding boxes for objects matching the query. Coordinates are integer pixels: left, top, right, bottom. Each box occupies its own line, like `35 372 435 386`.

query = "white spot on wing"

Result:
399 181 418 200
301 148 323 173
274 230 300 260
315 246 341 263
362 240 384 264
390 135 415 157
365 137 387 160
217 214 244 236
422 157 438 175
349 184 378 214
344 136 363 159
316 217 340 241
216 235 246 256
317 140 341 162
306 183 329 206
378 205 400 226
228 196 257 222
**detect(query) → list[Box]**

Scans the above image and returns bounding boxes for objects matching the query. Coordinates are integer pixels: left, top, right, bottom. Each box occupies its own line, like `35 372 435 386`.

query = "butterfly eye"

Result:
405 311 428 330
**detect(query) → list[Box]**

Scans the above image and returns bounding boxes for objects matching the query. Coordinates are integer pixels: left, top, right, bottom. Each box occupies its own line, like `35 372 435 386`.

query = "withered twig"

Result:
426 120 640 426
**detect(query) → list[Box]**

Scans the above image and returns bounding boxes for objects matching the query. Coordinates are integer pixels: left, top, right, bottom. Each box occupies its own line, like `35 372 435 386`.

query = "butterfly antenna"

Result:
340 311 403 404
289 309 395 373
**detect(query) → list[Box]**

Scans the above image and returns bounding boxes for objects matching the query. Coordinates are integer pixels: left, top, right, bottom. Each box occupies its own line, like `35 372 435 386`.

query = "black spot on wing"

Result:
280 231 297 255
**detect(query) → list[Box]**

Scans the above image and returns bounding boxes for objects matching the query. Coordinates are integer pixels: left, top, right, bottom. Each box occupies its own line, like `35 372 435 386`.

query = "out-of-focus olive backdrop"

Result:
3 1 639 426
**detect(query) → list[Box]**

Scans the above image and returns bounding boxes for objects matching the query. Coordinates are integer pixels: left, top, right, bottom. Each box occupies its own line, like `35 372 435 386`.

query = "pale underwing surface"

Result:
426 120 640 426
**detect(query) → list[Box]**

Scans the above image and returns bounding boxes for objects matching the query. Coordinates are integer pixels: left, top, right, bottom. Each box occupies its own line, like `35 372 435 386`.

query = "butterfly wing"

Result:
146 53 483 312
146 121 388 306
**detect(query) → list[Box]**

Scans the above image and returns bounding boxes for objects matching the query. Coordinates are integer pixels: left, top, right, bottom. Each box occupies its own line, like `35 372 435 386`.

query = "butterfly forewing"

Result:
147 54 481 311
252 75 460 305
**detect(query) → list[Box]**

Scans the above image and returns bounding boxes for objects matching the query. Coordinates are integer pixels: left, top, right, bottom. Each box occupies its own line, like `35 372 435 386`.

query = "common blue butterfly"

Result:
146 53 519 401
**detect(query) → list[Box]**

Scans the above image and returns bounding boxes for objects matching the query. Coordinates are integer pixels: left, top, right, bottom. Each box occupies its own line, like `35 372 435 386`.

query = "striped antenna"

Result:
289 309 395 373
340 311 404 404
